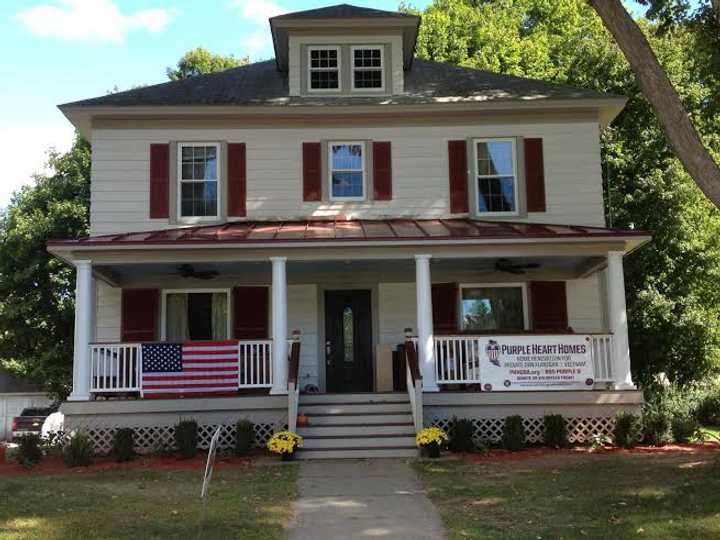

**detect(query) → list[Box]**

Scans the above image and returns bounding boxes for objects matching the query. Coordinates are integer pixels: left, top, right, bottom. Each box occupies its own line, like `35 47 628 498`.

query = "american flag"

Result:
141 341 239 398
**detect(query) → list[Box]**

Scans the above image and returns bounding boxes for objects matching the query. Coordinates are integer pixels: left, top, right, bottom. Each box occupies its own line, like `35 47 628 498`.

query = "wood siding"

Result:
90 121 606 235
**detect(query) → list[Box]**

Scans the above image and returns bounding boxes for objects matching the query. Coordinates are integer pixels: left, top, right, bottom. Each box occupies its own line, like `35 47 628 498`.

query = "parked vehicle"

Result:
12 406 57 440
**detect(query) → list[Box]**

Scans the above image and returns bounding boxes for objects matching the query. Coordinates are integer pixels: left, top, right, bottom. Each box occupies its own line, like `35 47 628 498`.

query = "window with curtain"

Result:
329 142 365 200
475 139 517 214
165 292 228 341
460 286 525 332
178 143 220 219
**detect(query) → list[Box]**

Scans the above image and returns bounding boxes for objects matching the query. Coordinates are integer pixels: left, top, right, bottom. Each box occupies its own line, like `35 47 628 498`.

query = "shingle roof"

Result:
47 218 649 247
59 58 617 109
270 3 415 20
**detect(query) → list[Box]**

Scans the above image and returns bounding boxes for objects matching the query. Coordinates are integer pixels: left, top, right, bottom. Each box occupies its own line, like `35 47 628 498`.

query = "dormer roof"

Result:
269 3 420 72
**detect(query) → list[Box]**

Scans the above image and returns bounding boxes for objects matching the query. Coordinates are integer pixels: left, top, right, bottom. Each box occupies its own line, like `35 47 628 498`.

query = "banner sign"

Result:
481 335 594 391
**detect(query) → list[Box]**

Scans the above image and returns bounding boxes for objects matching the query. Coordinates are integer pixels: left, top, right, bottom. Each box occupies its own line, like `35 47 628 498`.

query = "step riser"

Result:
297 425 414 437
301 403 410 415
297 448 418 459
300 393 410 404
303 436 417 449
305 414 413 426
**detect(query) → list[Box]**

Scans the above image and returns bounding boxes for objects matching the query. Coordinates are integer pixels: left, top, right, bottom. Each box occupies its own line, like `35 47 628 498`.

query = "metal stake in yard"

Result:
196 426 223 540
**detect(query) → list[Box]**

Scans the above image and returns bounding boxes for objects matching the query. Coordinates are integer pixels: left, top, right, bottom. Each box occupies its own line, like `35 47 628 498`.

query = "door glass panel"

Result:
343 306 354 363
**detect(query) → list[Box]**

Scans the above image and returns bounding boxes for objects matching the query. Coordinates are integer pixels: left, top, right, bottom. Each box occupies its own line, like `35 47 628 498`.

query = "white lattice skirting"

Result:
426 415 616 444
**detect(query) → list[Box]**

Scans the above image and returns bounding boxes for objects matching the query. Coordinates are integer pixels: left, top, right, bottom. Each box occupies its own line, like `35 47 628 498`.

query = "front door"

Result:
324 290 373 393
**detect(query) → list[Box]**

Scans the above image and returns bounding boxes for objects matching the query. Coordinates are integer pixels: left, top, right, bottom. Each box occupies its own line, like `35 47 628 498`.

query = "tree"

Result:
0 47 250 398
166 47 248 80
587 0 720 208
0 136 90 399
409 0 720 385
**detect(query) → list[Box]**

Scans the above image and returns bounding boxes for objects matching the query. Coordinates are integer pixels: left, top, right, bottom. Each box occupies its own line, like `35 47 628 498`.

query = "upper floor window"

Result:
309 46 340 91
474 138 518 215
329 142 365 200
352 47 384 90
178 143 220 219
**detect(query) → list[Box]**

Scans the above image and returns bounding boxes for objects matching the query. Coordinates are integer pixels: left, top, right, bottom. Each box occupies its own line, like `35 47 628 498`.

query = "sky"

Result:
0 0 663 207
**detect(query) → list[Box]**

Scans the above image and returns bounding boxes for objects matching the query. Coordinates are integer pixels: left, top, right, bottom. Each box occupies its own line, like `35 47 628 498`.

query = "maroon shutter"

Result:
149 144 169 218
373 141 392 200
432 283 458 334
227 143 247 217
121 289 160 342
525 138 546 212
233 286 269 339
530 281 568 331
448 140 469 213
302 142 322 201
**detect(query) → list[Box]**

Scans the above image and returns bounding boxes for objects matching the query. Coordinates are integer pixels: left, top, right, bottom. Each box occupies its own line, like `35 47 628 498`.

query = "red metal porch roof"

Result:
47 218 650 248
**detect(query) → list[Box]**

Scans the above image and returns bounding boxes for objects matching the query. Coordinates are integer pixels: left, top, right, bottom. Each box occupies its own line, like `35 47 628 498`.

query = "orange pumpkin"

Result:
297 413 309 427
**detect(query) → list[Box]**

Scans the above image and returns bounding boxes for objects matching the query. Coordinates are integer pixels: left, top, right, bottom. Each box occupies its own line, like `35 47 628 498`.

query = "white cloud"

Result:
241 31 272 56
232 0 285 24
16 0 173 43
0 126 75 208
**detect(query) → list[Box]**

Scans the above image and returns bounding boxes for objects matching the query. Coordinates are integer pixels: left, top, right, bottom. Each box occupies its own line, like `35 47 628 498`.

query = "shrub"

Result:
63 432 94 467
501 415 525 452
696 393 720 426
17 434 43 468
235 419 255 456
174 419 198 459
614 411 640 449
671 413 700 444
543 414 568 448
449 418 475 453
112 428 136 462
642 401 672 446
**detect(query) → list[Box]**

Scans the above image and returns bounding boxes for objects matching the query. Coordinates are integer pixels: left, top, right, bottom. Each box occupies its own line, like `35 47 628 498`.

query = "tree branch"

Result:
588 0 720 208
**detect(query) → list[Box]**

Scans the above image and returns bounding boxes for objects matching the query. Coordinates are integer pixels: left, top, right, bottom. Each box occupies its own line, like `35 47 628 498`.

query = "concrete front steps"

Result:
296 392 419 459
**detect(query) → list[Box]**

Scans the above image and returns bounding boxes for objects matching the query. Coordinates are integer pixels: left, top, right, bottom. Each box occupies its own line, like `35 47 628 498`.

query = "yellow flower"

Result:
267 431 304 454
415 427 448 447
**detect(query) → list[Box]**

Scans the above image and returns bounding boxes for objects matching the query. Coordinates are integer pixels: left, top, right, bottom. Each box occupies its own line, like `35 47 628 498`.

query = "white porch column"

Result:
68 260 93 401
270 257 288 395
607 251 635 389
415 254 439 392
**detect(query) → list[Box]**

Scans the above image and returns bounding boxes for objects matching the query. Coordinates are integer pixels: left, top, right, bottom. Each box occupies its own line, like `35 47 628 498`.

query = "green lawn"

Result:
701 425 720 442
0 464 297 540
416 451 720 540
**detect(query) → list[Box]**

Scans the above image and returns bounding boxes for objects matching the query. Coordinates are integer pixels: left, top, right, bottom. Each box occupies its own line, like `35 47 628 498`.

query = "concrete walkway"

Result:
288 459 446 540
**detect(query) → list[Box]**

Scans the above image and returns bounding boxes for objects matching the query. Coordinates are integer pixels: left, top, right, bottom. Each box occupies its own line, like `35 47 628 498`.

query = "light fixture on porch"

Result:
174 264 219 280
475 258 542 275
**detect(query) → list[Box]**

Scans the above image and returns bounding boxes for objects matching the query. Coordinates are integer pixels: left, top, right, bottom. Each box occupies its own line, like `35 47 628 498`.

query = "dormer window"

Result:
352 47 384 90
308 46 340 91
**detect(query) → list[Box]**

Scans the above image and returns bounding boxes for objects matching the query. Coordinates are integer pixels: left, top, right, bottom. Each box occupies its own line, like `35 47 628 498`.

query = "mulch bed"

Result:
463 441 720 463
0 452 256 476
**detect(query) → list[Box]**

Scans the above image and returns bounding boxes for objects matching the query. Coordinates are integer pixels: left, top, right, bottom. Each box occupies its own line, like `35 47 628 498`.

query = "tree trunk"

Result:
712 0 720 27
588 0 720 208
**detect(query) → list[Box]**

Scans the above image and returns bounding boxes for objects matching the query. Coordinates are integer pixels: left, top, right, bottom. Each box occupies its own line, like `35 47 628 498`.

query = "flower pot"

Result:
423 442 441 458
281 451 295 461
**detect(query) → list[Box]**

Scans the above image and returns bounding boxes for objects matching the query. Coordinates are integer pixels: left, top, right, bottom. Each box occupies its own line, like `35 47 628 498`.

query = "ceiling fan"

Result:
494 258 542 275
175 264 219 280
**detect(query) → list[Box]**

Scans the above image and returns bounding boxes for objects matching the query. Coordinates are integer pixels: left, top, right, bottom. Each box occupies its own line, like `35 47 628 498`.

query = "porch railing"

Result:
89 339 275 394
431 333 615 386
404 336 424 432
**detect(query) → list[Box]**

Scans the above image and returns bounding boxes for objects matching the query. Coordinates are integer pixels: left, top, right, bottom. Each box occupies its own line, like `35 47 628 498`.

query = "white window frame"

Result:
160 288 232 341
177 142 221 222
350 46 385 92
473 137 519 217
307 45 342 93
328 141 367 201
458 282 529 331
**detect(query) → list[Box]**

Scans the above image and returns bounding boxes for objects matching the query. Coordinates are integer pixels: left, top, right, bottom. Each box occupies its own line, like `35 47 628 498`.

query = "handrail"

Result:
404 334 424 432
287 331 301 433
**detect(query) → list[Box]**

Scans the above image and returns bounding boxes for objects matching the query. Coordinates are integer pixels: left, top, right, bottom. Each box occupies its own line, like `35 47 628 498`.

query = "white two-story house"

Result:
49 4 647 458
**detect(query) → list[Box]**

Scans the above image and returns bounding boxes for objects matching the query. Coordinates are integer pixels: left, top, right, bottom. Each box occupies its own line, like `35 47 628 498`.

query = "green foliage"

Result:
63 432 94 467
449 417 475 453
409 0 720 386
112 428 136 462
614 411 641 448
642 401 673 446
671 413 700 443
696 389 720 425
501 415 525 452
174 419 198 459
167 47 249 80
234 419 255 456
0 135 90 399
17 434 43 468
542 414 568 448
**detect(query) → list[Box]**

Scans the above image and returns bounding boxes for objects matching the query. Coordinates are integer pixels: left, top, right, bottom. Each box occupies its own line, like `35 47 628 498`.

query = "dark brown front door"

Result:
325 290 373 393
